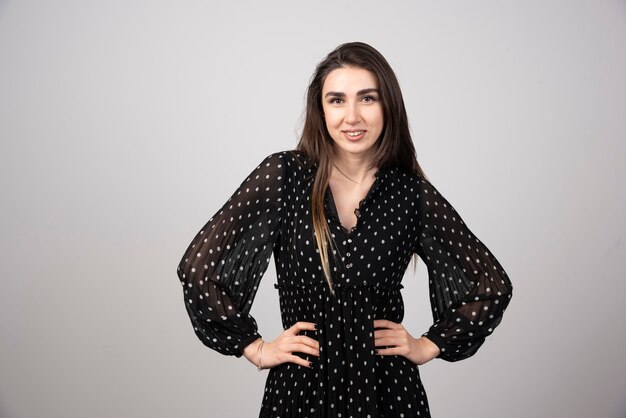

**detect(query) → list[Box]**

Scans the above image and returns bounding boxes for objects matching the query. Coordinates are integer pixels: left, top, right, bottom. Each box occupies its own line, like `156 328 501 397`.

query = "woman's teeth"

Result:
346 131 364 137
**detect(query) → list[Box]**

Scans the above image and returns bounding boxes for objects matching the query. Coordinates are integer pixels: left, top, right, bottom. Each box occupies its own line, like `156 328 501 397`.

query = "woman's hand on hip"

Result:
373 319 440 366
244 321 320 369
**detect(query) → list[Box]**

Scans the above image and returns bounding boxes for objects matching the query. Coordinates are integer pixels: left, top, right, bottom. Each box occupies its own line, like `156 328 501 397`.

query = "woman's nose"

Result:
344 103 361 124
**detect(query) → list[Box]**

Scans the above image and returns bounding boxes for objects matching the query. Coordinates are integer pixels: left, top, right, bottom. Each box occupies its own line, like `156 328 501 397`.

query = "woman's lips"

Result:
342 130 366 141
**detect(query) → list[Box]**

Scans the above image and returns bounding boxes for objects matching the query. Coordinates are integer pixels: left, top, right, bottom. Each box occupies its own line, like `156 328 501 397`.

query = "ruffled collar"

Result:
323 165 392 234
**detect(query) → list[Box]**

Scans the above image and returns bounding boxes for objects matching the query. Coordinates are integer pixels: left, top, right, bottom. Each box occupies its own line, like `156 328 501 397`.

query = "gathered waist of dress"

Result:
273 281 404 291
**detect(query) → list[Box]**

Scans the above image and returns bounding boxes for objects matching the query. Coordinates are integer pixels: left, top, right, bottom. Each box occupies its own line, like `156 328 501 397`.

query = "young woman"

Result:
176 42 513 417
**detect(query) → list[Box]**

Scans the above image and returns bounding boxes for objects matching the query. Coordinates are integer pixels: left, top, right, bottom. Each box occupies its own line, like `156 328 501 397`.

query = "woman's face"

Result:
321 66 384 160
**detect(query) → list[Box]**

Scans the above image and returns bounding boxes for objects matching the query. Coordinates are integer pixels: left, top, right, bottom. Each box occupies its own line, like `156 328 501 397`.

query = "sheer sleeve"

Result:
176 152 286 358
413 175 513 362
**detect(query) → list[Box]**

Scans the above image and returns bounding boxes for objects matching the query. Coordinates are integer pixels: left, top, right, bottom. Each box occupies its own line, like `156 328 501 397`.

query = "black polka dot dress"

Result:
176 150 513 417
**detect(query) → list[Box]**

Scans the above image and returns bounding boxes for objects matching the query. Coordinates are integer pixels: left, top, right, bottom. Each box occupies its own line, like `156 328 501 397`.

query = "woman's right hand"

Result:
243 322 320 369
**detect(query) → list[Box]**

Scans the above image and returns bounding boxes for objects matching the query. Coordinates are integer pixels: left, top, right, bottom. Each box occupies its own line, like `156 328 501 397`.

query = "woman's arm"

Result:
176 152 287 357
413 175 513 362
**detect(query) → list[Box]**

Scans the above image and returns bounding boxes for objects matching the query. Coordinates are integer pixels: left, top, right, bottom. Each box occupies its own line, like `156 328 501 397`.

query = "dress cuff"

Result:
237 332 263 358
421 331 446 358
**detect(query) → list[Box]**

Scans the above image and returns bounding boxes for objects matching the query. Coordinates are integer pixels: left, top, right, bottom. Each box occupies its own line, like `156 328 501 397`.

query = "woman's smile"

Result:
342 129 367 141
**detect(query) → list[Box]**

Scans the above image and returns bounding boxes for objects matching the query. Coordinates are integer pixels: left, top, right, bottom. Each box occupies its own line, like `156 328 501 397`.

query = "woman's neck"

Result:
330 150 378 184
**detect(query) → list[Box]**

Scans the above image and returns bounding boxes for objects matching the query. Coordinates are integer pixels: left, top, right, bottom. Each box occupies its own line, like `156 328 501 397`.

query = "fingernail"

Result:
309 361 313 367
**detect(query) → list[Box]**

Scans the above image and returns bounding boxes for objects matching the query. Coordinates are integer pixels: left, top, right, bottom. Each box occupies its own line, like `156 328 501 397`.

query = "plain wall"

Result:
1 1 625 417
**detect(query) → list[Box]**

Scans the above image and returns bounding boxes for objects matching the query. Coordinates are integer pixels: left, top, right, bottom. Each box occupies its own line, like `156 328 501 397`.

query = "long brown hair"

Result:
295 42 428 296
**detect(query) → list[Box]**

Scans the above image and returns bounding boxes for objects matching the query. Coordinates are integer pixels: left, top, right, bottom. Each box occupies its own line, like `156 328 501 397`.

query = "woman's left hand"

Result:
373 319 441 366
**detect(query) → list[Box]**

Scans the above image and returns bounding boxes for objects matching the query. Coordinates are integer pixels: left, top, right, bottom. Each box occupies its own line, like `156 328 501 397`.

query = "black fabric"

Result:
176 150 513 417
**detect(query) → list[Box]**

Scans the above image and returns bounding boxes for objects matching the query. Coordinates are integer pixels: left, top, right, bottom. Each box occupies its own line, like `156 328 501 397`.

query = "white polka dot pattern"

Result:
177 153 285 357
176 150 513 417
413 175 513 362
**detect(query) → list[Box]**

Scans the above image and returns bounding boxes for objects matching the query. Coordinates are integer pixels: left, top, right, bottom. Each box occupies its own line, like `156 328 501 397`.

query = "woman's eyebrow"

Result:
324 88 380 98
357 88 379 96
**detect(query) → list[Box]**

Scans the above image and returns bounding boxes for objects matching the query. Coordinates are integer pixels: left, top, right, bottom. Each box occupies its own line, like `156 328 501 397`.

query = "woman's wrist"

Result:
407 336 441 365
242 337 264 367
418 336 441 362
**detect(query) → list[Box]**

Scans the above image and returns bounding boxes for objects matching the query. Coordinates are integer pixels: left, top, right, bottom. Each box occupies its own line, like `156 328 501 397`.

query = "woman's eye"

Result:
328 98 343 104
362 95 377 102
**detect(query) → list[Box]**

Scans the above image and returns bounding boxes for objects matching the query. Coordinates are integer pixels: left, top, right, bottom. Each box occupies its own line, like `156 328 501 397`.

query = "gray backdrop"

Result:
1 1 625 417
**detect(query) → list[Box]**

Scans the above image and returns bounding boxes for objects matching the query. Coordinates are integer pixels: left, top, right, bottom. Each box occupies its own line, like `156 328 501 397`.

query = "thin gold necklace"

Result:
332 162 367 184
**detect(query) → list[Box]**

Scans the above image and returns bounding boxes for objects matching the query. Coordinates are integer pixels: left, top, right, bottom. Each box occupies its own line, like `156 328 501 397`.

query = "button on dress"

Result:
176 150 513 418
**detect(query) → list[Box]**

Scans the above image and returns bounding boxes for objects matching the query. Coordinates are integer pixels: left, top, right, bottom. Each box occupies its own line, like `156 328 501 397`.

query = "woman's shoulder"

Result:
383 163 426 184
260 149 316 172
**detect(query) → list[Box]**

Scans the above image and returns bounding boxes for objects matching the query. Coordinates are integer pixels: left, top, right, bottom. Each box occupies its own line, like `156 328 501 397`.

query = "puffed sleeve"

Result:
176 152 286 358
414 175 513 362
